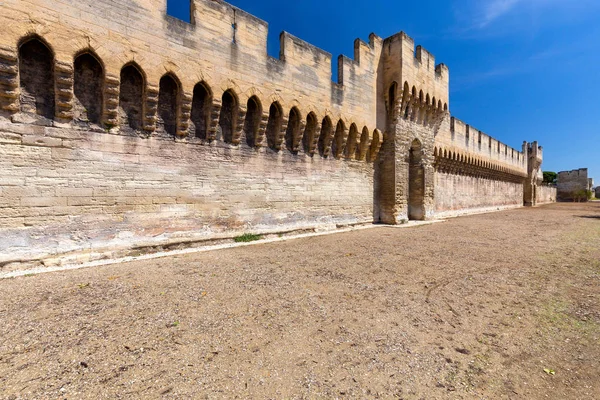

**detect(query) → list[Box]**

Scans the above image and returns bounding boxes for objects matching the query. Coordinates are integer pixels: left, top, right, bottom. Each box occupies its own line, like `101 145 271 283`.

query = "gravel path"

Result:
1 202 599 399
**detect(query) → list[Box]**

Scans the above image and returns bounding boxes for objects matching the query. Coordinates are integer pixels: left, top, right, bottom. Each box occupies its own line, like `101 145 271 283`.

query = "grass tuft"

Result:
234 233 262 243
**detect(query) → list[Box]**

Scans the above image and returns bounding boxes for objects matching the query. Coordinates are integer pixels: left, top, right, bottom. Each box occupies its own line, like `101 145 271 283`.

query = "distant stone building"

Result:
557 169 591 201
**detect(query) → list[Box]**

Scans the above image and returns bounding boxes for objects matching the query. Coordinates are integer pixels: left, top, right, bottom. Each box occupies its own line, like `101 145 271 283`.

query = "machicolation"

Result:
0 0 555 267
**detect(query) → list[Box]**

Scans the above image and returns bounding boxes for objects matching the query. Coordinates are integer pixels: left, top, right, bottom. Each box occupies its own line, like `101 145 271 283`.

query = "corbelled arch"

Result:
118 62 146 132
218 88 238 143
302 112 319 156
73 49 104 125
285 106 302 154
368 129 382 162
243 95 262 148
423 93 431 123
190 81 212 140
318 115 333 157
18 35 55 119
157 72 181 137
344 123 359 160
417 90 425 123
331 119 347 159
266 101 284 151
356 126 370 161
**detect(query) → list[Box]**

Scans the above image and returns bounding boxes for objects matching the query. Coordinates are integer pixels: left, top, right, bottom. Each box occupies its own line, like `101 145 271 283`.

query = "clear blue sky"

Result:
168 0 600 182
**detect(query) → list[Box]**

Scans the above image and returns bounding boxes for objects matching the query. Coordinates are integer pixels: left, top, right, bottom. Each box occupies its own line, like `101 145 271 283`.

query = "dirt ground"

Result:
1 202 599 399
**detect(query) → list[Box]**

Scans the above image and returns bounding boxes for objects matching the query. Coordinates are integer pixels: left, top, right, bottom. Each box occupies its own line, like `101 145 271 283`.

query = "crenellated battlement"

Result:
435 117 527 172
557 168 591 201
382 32 450 110
415 46 449 81
0 0 553 264
0 0 391 161
525 141 544 163
429 117 529 187
0 0 456 145
558 168 588 176
0 0 545 184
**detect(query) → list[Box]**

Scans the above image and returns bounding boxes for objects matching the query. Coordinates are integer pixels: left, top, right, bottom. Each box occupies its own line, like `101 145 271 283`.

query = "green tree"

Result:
543 171 557 185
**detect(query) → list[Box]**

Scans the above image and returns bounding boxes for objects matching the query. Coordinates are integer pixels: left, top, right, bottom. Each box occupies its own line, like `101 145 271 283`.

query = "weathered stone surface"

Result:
557 168 592 201
537 185 557 204
0 0 553 265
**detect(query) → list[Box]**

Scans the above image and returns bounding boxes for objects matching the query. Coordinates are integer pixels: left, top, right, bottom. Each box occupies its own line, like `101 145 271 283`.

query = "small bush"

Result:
572 190 593 202
234 233 262 243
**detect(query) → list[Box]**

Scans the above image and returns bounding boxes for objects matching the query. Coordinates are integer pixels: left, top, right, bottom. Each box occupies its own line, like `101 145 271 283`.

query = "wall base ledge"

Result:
0 220 374 278
433 204 523 220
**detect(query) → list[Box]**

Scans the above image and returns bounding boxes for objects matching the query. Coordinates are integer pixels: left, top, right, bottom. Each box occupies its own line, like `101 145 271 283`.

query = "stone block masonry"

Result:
0 120 375 265
0 0 553 266
537 185 557 204
557 169 591 201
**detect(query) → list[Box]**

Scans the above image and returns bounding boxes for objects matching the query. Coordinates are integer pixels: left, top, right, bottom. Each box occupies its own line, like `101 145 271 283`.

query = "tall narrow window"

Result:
73 52 103 125
302 113 318 155
119 64 144 131
285 107 301 154
218 90 237 143
18 38 55 119
266 102 283 151
157 74 179 136
244 96 261 147
190 82 210 139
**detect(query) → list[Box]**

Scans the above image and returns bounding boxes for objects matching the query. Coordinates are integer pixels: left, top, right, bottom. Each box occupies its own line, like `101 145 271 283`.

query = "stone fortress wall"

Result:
557 169 591 201
432 118 532 217
0 0 554 267
537 185 558 204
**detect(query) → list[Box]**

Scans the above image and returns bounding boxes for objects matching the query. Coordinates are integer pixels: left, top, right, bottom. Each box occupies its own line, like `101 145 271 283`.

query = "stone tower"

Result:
375 33 450 223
